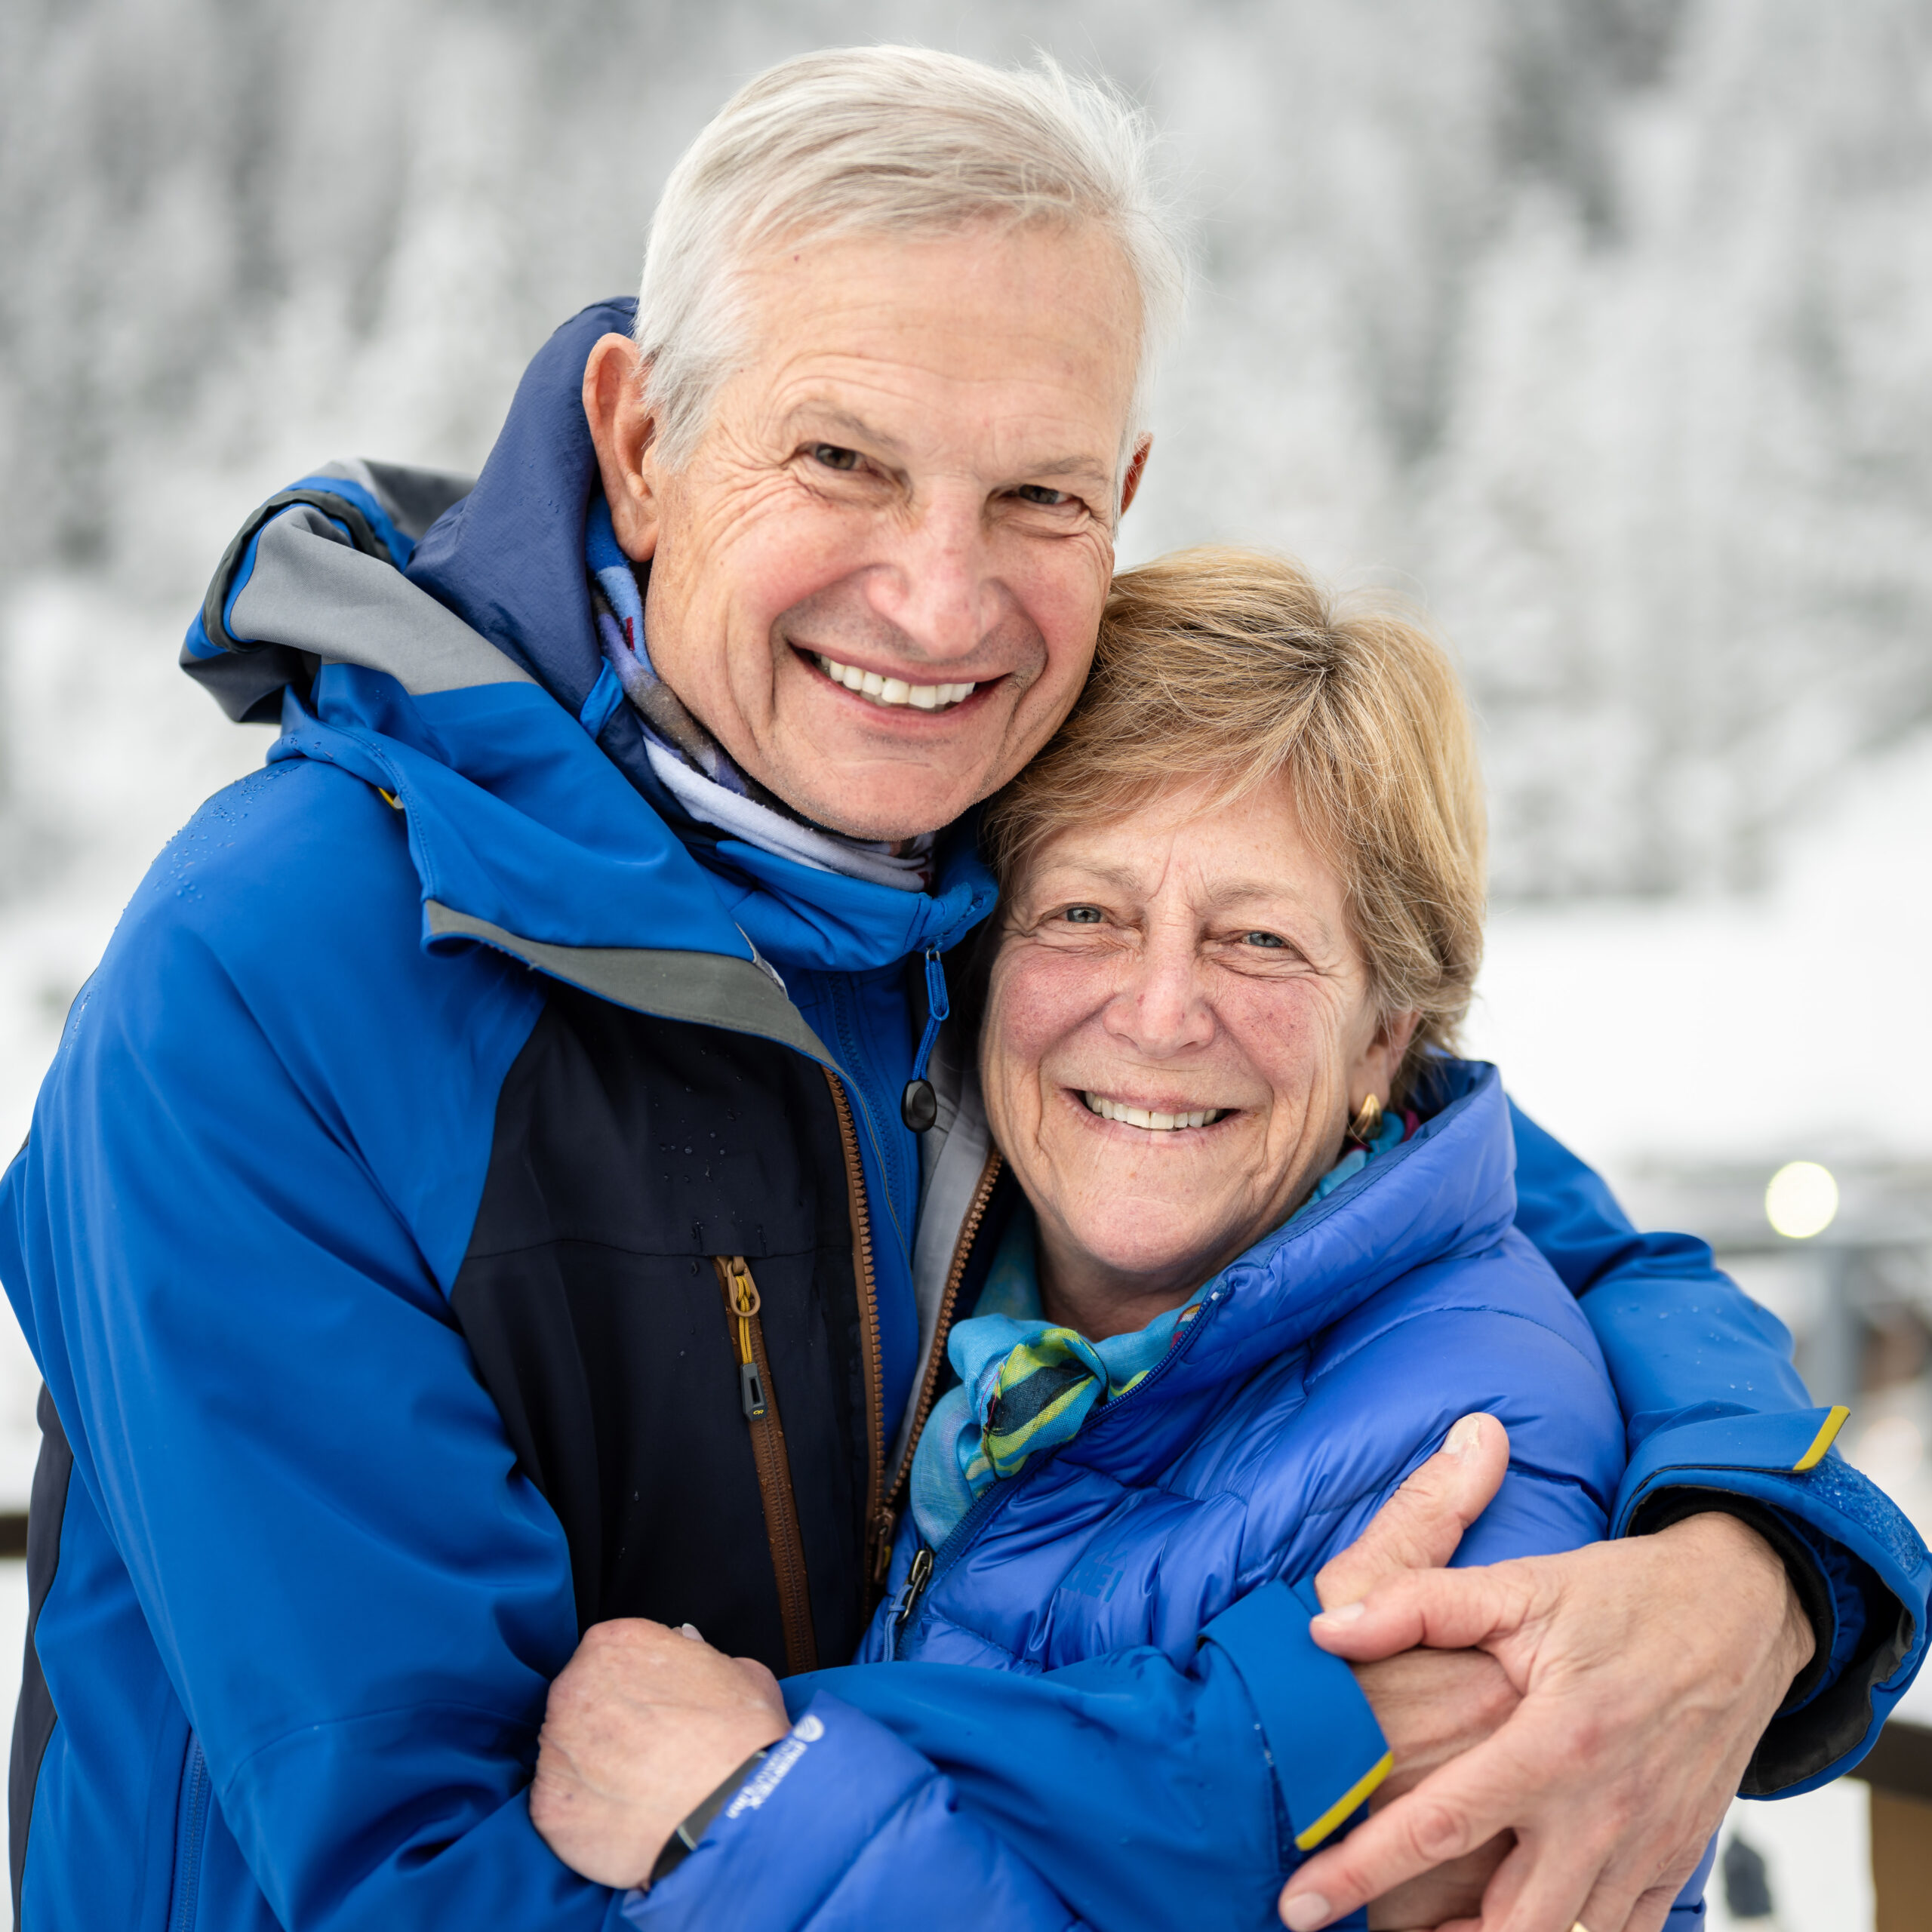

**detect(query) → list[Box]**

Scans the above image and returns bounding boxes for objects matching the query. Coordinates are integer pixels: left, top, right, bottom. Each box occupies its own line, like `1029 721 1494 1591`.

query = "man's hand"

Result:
1317 1414 1518 1931
1284 1512 1815 1932
529 1619 790 1888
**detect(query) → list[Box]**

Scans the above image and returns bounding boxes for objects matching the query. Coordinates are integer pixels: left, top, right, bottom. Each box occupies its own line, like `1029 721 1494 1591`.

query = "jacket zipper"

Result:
820 1067 890 1605
172 1734 211 1932
874 1146 1004 1577
713 1255 819 1675
892 1287 1229 1655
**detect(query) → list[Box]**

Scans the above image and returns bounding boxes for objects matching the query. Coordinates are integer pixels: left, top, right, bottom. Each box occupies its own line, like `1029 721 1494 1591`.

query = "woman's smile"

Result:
1075 1092 1229 1132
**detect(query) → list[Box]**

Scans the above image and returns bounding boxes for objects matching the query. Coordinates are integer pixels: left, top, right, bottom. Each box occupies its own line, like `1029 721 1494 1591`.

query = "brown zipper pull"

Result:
870 1506 898 1585
723 1257 768 1420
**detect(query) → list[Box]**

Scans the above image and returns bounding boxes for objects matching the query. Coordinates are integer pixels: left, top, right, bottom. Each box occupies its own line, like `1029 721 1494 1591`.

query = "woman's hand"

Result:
529 1619 791 1888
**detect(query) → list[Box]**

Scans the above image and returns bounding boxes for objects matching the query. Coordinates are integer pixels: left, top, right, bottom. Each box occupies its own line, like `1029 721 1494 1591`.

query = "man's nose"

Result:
866 488 1004 663
1102 937 1215 1058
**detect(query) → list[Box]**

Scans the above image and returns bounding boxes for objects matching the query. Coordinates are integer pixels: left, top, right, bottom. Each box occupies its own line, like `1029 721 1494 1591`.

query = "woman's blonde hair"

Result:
983 546 1487 1100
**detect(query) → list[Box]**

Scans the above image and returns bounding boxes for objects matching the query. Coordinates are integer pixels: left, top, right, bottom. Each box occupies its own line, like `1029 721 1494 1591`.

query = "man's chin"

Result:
752 756 986 846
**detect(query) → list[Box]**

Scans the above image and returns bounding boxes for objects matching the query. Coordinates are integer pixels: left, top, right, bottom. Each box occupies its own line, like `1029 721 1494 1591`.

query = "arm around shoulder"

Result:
1509 1094 1930 1789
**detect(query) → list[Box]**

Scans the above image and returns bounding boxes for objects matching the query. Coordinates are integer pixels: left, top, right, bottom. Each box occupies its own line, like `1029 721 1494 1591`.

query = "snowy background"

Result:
1 3 1929 1923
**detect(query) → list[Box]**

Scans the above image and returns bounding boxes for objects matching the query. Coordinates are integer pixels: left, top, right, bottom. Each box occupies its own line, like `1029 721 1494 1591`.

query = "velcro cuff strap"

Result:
1202 1580 1391 1852
1611 1407 1852 1536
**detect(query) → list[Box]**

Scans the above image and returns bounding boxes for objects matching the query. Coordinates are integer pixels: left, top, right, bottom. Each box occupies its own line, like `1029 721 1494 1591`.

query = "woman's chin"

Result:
1052 1215 1239 1303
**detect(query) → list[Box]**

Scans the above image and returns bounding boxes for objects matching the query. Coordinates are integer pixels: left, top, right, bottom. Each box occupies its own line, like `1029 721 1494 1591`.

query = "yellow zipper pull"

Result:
724 1257 767 1420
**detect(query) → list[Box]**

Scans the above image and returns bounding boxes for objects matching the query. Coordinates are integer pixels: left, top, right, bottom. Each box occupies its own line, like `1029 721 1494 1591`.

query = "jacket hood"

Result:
175 300 995 990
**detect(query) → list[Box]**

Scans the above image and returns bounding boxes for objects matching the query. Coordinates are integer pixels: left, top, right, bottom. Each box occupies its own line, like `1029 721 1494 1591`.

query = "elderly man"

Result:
3 45 1922 1932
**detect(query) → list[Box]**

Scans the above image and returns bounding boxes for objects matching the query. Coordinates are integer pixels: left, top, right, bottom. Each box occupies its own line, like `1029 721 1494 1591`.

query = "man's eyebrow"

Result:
783 404 909 462
1017 454 1114 485
783 403 1112 491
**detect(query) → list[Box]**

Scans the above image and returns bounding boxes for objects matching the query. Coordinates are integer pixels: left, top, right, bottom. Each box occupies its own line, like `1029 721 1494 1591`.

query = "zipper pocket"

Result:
715 1256 819 1675
170 1734 211 1932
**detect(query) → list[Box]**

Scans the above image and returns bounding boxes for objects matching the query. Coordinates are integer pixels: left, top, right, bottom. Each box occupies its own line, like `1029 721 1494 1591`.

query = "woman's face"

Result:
980 774 1415 1331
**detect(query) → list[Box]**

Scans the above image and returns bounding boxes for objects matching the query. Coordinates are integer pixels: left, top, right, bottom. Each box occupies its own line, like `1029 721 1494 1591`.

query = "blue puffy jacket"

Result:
0 296 1922 1932
836 1060 1669 1925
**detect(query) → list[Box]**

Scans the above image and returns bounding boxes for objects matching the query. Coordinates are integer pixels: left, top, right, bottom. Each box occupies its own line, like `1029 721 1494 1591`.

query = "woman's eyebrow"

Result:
1199 879 1340 942
1032 859 1143 896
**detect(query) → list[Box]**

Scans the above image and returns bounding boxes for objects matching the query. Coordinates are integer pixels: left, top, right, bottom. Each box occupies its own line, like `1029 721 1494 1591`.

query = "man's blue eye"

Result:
811 444 861 472
1243 931 1286 948
1065 906 1104 924
1016 485 1070 506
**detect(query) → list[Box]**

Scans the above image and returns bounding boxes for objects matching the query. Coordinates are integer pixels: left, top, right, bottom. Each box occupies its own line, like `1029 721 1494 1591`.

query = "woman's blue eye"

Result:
1065 906 1104 924
1242 931 1286 948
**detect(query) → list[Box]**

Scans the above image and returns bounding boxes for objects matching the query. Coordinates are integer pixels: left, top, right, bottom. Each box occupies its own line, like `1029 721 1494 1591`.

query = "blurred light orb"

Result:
1764 1161 1838 1240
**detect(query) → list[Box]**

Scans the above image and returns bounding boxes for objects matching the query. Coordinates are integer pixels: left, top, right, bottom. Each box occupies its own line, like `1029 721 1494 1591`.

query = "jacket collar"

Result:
1177 1058 1518 1383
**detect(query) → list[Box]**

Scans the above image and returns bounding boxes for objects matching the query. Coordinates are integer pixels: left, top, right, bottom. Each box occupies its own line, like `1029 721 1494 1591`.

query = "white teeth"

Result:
1083 1094 1225 1131
814 656 979 710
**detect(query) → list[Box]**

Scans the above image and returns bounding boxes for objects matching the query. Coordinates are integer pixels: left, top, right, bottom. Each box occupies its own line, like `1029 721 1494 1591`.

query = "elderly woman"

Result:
850 547 1709 1927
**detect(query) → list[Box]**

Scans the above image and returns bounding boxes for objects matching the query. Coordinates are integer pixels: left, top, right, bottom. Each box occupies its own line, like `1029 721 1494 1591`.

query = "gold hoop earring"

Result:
1347 1094 1383 1146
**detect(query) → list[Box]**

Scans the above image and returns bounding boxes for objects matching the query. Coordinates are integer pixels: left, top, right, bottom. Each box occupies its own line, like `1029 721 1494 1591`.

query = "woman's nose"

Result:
1102 943 1215 1057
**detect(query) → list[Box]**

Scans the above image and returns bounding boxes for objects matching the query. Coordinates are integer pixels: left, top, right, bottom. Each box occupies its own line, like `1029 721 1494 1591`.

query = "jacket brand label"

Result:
724 1715 824 1818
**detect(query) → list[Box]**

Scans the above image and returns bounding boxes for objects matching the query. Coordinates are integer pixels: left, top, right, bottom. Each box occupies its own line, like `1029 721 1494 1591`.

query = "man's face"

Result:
585 222 1146 841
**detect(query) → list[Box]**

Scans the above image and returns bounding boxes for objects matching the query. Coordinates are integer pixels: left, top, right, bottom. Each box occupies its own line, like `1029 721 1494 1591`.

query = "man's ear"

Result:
583 333 663 564
1118 433 1153 519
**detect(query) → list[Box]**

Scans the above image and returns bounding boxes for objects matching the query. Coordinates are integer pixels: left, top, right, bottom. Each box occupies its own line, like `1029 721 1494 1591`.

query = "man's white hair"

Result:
635 45 1188 474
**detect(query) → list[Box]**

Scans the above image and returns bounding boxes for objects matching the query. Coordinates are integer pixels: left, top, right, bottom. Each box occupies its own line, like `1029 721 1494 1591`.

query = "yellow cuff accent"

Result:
1292 1750 1392 1853
1792 1404 1850 1472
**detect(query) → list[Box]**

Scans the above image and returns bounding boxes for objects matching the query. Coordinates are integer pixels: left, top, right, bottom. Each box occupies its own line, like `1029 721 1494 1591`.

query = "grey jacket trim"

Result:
181 462 514 724
319 458 473 541
423 900 835 1069
229 508 536 698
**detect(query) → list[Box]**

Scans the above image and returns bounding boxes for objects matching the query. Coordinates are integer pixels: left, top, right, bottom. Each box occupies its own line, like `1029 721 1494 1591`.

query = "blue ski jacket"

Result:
0 297 1923 1932
841 1059 1712 1928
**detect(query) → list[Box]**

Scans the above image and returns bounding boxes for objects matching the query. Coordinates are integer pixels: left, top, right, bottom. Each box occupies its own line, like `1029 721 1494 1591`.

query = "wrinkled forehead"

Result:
728 221 1143 457
1006 772 1341 918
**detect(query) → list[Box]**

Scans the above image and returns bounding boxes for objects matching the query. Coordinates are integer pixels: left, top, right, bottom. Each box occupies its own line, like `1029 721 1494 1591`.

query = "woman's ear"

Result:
1353 1010 1420 1111
582 333 664 564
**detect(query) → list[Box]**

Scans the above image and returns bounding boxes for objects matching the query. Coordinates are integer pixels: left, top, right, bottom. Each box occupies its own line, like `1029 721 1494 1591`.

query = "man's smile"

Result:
804 648 989 713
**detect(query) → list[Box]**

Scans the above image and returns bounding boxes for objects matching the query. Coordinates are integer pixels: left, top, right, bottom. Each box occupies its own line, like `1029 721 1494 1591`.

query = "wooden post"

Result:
1860 1720 1932 1932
